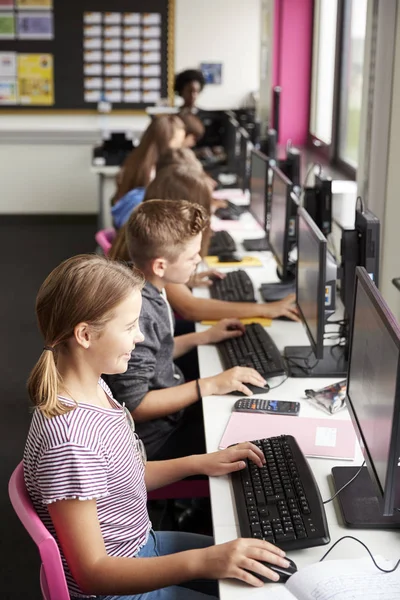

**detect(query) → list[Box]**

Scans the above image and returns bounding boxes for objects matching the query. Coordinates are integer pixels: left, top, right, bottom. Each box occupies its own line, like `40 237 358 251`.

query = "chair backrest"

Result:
8 462 70 600
95 227 116 255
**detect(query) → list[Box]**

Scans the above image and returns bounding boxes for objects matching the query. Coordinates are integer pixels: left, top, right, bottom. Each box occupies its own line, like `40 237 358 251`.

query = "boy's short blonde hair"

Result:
126 199 209 270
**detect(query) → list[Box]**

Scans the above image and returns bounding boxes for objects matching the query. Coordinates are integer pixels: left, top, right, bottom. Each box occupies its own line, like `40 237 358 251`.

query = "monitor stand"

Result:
283 345 348 378
331 467 400 529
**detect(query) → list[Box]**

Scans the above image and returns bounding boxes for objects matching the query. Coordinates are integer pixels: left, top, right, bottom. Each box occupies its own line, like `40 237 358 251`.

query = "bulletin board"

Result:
0 0 174 112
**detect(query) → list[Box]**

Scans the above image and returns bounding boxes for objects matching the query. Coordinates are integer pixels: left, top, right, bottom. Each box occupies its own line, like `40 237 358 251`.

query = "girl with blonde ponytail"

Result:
23 254 288 600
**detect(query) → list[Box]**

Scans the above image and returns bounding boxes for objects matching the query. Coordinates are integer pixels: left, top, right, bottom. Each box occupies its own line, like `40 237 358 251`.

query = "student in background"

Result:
141 166 299 322
111 115 186 228
174 69 206 114
105 200 268 462
24 254 288 600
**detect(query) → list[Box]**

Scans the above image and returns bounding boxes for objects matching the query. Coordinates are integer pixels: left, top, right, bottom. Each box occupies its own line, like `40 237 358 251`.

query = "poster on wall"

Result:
17 11 53 38
83 10 162 104
0 11 15 37
0 0 14 9
200 62 222 85
18 53 54 104
16 0 53 9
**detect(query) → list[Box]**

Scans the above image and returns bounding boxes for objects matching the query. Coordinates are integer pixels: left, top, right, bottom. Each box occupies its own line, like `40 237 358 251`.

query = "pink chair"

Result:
8 462 70 600
95 228 116 255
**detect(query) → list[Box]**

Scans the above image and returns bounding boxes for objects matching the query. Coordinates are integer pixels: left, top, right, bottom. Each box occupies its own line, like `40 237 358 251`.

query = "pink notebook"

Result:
219 412 357 460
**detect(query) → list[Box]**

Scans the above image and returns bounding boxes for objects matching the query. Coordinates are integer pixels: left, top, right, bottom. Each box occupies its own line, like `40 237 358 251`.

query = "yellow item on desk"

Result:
205 255 263 268
201 317 272 327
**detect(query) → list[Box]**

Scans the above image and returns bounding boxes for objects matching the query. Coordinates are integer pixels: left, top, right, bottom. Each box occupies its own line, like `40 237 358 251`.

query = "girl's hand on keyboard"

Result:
201 318 245 344
197 441 266 476
202 366 267 396
196 538 288 586
187 269 225 289
265 294 301 322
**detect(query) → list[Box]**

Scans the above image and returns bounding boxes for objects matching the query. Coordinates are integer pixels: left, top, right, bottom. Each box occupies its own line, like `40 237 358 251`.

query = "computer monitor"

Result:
268 165 297 282
279 146 301 187
223 116 240 173
284 207 346 378
195 109 229 148
248 149 269 229
237 127 251 191
331 267 400 527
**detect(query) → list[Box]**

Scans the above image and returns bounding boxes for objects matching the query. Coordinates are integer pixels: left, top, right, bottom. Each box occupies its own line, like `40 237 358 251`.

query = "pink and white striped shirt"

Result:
23 379 151 598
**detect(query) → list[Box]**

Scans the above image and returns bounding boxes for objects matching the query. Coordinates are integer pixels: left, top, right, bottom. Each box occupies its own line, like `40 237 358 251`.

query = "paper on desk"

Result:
286 555 400 600
201 317 272 327
205 255 263 268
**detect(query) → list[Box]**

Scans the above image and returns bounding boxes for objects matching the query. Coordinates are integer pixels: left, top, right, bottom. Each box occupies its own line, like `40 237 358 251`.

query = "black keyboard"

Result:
217 322 286 378
231 435 330 550
215 201 245 221
210 270 255 303
208 231 237 256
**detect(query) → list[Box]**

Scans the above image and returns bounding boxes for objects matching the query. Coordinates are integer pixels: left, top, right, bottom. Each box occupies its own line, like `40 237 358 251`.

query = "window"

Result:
309 0 368 175
338 0 368 167
309 0 338 145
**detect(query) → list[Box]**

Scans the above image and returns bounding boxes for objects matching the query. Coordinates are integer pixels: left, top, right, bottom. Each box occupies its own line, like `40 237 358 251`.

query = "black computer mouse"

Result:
247 558 298 584
231 383 270 395
217 252 242 263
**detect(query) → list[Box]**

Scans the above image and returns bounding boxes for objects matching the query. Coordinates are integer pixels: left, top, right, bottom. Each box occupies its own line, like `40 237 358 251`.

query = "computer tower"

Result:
355 207 380 287
315 174 332 236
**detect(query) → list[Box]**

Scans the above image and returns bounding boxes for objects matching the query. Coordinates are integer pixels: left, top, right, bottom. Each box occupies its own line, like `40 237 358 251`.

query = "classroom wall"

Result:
0 0 261 214
174 0 261 109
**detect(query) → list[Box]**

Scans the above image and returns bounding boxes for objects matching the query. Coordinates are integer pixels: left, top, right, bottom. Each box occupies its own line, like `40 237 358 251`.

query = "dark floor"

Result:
1 216 97 600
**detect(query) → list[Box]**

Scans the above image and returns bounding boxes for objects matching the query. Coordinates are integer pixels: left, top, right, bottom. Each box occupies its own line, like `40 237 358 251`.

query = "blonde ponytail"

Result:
27 254 144 419
27 348 74 419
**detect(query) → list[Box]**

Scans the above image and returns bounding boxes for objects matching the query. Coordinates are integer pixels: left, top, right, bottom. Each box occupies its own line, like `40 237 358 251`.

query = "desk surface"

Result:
194 211 400 599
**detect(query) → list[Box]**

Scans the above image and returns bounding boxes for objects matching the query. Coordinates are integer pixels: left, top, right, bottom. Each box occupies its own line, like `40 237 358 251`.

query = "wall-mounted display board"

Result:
0 0 174 112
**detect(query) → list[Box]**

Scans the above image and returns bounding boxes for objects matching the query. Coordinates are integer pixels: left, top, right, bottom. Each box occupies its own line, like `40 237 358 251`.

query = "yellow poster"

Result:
18 53 54 105
17 0 53 8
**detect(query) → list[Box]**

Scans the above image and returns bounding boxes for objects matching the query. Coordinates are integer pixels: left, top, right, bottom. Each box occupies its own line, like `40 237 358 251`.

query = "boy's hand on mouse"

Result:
196 441 265 477
265 294 300 322
187 269 225 289
201 366 267 396
194 538 289 586
211 198 228 213
200 318 245 344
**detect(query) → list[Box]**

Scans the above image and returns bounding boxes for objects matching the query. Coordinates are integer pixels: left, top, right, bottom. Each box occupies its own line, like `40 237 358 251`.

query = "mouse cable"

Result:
319 535 400 573
323 461 365 504
268 373 289 390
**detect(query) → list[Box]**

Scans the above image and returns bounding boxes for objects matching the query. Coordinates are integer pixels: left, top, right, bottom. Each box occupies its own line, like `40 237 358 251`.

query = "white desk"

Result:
90 165 119 230
194 215 400 599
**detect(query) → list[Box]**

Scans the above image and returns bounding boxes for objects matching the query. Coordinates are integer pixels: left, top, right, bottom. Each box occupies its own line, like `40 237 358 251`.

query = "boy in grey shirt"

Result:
106 200 267 460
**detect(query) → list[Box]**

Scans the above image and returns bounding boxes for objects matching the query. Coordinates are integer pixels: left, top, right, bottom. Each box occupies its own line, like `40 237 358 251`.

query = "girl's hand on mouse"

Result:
200 318 245 344
195 441 265 477
187 269 225 289
200 366 267 397
194 538 289 586
264 293 301 322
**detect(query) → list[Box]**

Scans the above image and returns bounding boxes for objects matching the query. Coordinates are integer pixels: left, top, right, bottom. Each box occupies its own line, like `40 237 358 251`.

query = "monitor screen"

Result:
249 150 268 228
347 268 400 511
238 128 250 191
269 167 292 270
296 208 326 358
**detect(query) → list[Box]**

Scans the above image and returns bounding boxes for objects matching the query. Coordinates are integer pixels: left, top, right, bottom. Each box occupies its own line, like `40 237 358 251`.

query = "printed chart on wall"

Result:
0 0 171 111
83 11 162 105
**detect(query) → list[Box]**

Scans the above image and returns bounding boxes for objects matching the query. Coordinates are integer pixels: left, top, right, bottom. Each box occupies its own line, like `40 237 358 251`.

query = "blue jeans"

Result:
72 530 219 600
